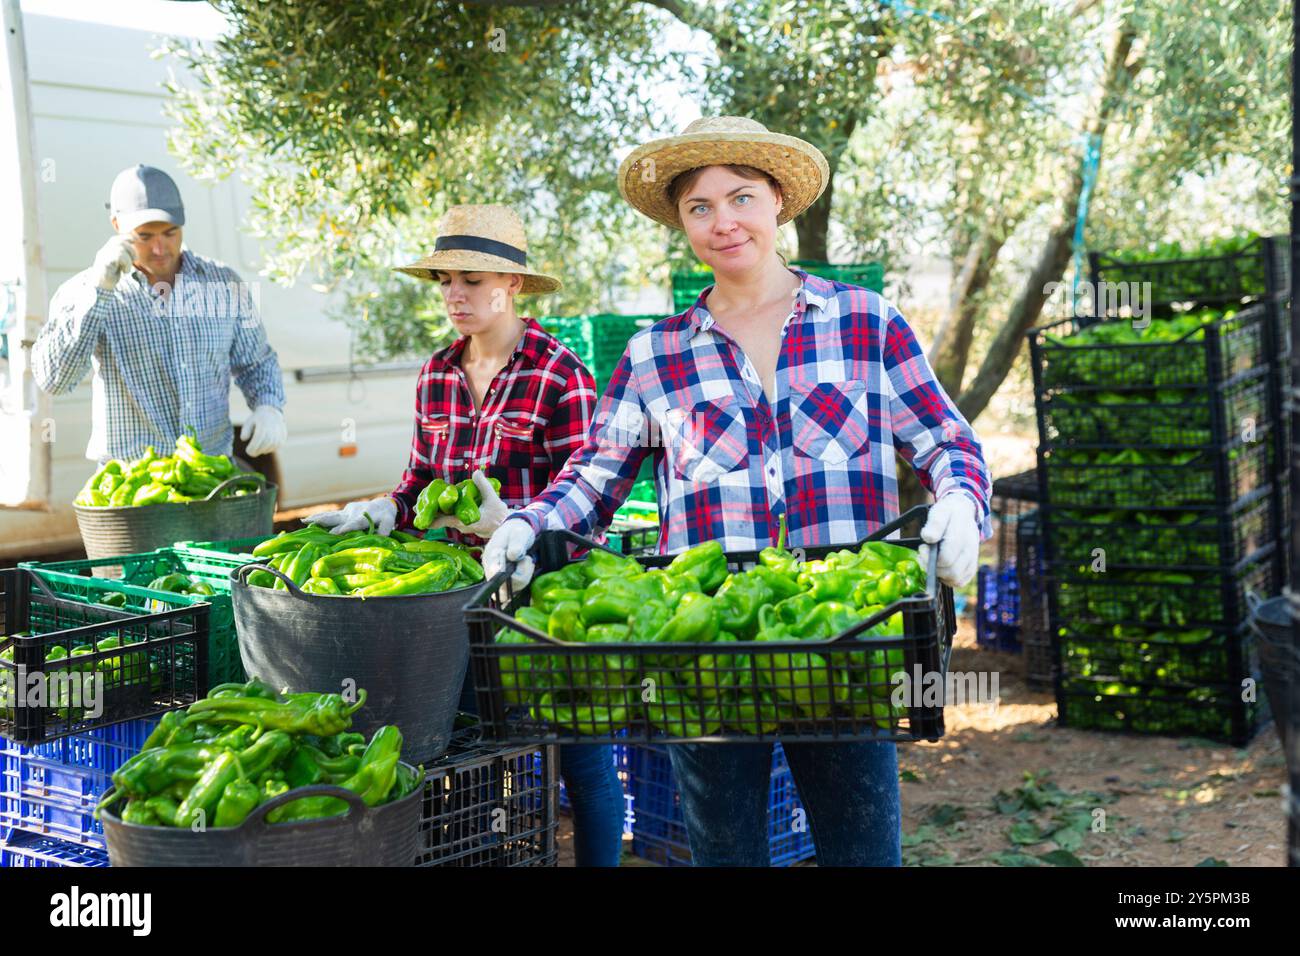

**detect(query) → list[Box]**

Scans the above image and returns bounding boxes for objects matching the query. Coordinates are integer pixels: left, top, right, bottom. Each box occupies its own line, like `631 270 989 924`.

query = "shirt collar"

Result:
683 267 833 337
428 316 551 371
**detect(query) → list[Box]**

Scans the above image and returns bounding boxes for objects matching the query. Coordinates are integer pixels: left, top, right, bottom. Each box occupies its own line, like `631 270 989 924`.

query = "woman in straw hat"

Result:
306 203 625 866
484 117 992 866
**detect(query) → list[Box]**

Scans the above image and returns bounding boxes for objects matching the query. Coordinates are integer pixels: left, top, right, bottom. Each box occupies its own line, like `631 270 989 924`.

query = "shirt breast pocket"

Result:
492 414 540 469
667 396 749 484
789 380 873 465
420 414 451 445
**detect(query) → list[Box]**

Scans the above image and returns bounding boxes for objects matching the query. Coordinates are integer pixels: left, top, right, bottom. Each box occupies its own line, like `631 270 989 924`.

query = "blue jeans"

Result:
457 677 623 867
666 741 902 867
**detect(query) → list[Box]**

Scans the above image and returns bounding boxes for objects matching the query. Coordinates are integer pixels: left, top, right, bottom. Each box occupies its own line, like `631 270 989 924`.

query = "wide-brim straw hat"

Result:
394 204 561 295
617 116 830 230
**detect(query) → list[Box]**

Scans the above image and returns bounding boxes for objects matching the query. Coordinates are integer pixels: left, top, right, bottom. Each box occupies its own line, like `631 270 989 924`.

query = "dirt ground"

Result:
556 614 1292 869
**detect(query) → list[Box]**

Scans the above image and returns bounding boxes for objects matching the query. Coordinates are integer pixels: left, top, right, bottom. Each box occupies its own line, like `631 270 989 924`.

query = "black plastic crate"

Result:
1041 492 1277 571
1048 549 1276 632
415 724 557 867
466 508 956 745
1088 236 1286 313
1037 440 1271 510
1039 373 1272 450
0 569 208 746
1031 304 1271 395
1058 622 1259 688
1016 511 1055 690
1057 678 1262 746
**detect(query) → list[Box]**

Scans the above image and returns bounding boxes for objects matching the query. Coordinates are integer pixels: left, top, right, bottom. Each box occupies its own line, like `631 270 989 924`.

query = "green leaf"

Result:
902 824 938 847
927 803 966 827
1051 827 1084 852
1008 822 1044 845
1195 857 1229 867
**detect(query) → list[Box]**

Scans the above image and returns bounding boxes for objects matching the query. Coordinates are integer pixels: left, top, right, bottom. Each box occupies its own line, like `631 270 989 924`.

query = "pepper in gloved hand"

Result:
425 471 512 539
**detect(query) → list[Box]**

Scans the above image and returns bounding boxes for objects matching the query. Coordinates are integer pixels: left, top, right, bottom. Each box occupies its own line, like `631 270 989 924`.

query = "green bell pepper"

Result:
665 540 728 594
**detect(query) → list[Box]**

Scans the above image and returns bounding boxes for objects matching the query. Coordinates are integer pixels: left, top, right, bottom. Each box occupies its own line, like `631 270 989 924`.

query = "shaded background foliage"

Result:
161 0 1290 413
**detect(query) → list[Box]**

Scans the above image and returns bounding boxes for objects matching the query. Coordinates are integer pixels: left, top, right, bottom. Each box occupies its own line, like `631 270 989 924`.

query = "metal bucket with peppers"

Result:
97 681 423 866
230 527 487 763
466 505 956 745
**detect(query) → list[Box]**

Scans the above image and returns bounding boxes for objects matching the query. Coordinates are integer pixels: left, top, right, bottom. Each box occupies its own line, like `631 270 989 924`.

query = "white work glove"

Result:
305 496 398 536
93 235 137 290
483 516 537 593
239 405 287 457
429 471 510 538
918 493 981 588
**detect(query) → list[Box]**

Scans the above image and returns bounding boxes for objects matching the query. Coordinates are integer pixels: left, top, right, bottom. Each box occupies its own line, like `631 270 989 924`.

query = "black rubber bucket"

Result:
230 563 477 763
100 772 422 866
75 475 275 577
1247 592 1299 755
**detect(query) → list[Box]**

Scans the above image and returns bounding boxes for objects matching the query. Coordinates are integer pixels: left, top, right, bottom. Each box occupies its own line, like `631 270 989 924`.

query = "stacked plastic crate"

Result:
1090 236 1291 576
623 743 815 867
415 722 558 867
976 470 1040 654
1 718 160 866
1031 246 1289 745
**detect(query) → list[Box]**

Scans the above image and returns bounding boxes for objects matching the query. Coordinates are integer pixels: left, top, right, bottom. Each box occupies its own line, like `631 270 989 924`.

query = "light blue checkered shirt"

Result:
32 250 285 462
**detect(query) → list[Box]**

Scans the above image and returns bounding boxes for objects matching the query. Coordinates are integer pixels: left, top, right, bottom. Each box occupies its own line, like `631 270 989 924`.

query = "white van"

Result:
0 5 417 558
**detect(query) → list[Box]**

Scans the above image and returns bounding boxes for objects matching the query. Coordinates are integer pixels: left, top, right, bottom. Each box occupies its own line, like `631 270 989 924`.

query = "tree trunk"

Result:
929 225 1007 395
956 23 1137 422
794 173 832 261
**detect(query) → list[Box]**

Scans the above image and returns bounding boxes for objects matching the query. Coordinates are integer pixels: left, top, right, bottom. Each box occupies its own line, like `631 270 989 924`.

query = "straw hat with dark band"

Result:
394 204 561 294
617 116 830 230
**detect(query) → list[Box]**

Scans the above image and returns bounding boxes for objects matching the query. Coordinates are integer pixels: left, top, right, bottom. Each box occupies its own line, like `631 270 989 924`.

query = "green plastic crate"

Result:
628 478 657 505
607 499 660 556
172 535 269 566
671 261 886 314
790 259 885 293
671 268 714 312
19 549 247 687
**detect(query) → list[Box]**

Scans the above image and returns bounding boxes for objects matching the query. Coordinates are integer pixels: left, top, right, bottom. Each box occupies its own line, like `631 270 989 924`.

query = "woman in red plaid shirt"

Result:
307 204 625 867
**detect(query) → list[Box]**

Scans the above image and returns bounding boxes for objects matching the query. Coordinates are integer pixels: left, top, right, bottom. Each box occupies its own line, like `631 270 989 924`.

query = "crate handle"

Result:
861 504 931 545
232 560 307 596
203 472 267 502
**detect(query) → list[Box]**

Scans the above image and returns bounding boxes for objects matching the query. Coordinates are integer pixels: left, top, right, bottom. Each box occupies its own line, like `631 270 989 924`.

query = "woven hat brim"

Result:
394 249 561 295
617 131 829 230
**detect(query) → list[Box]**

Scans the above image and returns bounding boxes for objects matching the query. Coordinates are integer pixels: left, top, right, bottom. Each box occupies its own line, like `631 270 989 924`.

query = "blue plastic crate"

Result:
975 564 1022 652
625 743 815 867
0 829 109 867
0 716 159 851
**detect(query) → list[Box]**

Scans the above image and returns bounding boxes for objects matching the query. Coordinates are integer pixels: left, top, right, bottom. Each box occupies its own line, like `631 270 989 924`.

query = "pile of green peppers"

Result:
246 526 484 597
412 476 502 530
496 517 928 736
1 631 157 721
96 679 422 828
74 435 260 508
144 572 216 598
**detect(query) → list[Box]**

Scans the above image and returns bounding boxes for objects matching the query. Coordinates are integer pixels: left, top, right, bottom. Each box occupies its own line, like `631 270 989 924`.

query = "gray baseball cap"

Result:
108 164 185 232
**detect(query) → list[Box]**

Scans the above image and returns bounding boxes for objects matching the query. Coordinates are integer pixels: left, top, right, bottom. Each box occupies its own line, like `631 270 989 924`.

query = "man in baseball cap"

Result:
31 164 287 465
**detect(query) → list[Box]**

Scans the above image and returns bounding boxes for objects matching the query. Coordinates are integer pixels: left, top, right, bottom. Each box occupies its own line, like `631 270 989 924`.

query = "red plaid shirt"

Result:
390 317 598 545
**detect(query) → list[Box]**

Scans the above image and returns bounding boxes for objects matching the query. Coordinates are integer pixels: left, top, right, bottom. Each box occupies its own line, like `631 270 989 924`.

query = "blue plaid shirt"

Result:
516 270 992 553
32 250 285 462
